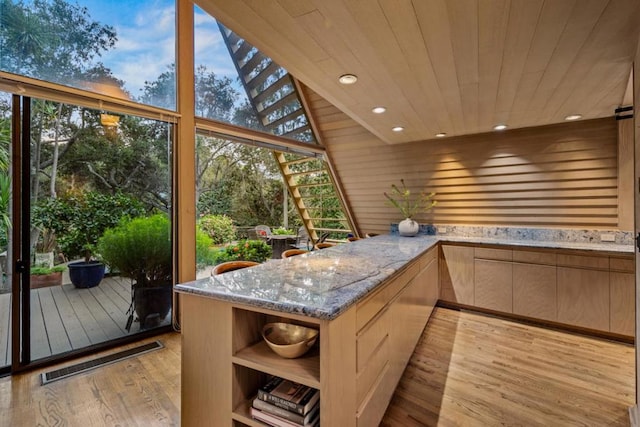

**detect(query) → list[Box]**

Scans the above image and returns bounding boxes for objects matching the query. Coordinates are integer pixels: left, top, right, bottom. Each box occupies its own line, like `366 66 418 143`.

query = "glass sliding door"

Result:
0 91 12 373
20 96 174 365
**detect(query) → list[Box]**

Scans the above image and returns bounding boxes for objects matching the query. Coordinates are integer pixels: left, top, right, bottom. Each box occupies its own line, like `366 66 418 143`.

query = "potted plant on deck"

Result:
98 214 172 331
384 179 437 236
32 191 145 288
29 265 66 289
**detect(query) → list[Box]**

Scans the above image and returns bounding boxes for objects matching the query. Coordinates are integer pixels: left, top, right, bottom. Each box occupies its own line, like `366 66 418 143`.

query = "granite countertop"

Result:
438 235 634 254
176 235 438 320
175 232 635 321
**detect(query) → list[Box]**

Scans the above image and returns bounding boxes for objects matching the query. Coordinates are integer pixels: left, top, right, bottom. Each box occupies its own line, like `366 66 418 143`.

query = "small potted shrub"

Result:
98 214 172 330
30 265 66 289
33 191 145 288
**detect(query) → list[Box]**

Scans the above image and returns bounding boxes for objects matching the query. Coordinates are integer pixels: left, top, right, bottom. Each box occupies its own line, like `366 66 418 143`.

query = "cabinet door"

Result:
557 267 609 331
610 272 634 336
440 245 474 305
474 259 512 312
513 263 557 321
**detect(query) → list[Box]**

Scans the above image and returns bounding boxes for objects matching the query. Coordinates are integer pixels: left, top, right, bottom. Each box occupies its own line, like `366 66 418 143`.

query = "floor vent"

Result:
41 340 164 385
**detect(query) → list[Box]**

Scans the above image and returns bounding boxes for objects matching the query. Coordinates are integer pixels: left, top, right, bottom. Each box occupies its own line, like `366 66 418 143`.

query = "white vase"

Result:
398 218 419 236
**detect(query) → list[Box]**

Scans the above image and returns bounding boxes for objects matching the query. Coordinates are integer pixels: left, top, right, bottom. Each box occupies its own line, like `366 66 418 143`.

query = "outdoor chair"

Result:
282 249 308 258
212 261 259 275
295 226 311 250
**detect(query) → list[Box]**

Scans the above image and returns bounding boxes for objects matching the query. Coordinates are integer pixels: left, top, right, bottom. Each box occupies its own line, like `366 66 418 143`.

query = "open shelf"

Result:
232 399 264 427
233 340 320 388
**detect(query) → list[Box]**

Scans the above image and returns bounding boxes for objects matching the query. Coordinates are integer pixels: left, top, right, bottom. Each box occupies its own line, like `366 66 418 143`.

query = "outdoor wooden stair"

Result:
218 23 354 242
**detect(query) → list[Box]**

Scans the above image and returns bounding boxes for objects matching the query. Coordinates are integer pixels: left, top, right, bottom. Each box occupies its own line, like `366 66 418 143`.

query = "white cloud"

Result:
89 1 245 103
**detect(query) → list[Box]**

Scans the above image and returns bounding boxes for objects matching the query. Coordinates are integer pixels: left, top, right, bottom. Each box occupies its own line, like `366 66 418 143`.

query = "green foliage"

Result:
384 179 437 219
30 265 65 275
0 0 117 79
197 185 233 216
97 214 171 287
33 191 146 262
272 227 294 235
213 240 272 264
198 214 236 245
195 227 216 270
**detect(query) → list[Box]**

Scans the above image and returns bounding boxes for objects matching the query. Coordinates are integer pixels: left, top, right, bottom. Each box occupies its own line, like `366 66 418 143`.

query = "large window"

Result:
193 6 261 129
0 0 177 110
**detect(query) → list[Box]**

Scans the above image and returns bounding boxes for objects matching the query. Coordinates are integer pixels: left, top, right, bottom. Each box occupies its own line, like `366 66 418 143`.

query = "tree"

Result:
0 0 117 82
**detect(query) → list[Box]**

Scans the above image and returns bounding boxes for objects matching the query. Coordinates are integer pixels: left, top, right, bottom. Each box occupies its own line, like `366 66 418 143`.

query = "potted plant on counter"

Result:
384 179 437 236
98 213 172 331
33 191 145 288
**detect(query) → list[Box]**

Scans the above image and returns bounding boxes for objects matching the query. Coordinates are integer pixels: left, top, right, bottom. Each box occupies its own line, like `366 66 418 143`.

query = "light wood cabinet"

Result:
439 245 474 305
513 263 557 321
474 259 512 312
440 243 634 338
557 267 610 331
610 272 635 336
181 246 439 427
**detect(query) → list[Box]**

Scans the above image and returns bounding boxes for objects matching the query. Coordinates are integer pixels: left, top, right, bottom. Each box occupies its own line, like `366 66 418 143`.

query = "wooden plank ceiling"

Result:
198 0 640 144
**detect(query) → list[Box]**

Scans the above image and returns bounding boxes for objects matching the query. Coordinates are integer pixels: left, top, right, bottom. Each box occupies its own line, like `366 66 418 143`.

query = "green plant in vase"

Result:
384 179 436 236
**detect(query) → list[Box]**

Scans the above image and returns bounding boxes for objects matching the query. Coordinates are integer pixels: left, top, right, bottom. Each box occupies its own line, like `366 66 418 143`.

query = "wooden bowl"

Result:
262 323 319 359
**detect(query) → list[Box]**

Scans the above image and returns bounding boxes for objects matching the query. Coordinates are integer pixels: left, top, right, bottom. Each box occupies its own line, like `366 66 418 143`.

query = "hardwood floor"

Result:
0 308 634 426
0 333 181 426
381 308 635 426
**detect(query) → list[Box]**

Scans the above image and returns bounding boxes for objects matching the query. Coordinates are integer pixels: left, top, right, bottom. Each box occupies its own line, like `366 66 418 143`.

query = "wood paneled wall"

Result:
302 86 622 235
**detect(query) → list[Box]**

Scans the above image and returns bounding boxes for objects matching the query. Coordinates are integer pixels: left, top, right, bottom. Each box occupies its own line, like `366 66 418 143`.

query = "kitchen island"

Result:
176 230 635 426
176 235 440 427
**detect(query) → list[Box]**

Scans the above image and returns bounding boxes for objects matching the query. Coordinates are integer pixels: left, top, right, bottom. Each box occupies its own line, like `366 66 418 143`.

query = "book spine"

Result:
253 398 305 424
250 407 299 427
257 389 304 415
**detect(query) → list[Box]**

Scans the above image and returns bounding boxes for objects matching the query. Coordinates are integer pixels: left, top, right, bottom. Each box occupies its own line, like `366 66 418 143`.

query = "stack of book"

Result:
251 376 320 427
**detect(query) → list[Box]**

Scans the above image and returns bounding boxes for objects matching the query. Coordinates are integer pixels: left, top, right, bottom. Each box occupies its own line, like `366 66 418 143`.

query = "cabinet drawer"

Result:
357 307 390 373
512 250 556 266
475 247 512 261
356 335 389 406
610 257 634 273
557 253 608 270
419 246 437 270
357 363 394 427
356 262 418 332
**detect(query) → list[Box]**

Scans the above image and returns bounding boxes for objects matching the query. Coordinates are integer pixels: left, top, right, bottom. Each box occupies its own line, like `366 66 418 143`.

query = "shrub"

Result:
30 265 66 275
97 214 171 287
272 227 295 235
195 226 216 270
198 214 236 245
213 239 272 264
33 191 146 262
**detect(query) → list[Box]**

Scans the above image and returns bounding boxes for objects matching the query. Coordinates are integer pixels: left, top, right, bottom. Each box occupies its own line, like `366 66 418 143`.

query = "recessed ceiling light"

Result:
435 132 447 137
493 124 507 131
564 114 582 121
372 106 386 114
392 126 404 132
338 74 358 85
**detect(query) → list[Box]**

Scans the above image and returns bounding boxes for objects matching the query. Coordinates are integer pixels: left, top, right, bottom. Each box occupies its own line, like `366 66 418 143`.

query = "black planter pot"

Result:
68 261 105 288
133 285 172 329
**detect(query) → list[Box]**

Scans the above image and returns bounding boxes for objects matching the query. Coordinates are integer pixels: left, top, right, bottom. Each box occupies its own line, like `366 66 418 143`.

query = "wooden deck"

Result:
0 277 171 367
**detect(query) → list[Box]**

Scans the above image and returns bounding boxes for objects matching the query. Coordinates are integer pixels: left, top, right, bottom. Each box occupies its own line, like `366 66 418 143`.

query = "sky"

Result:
76 0 240 99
